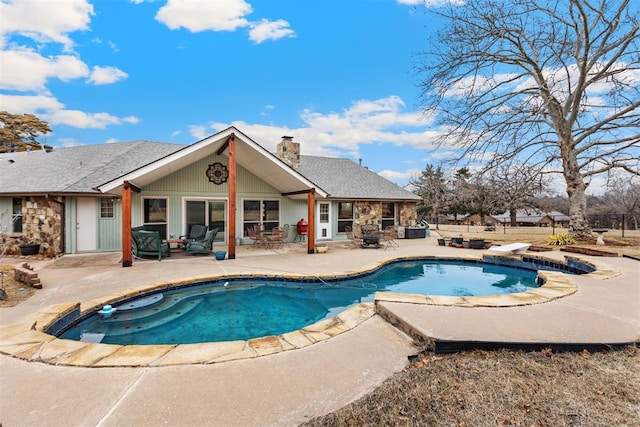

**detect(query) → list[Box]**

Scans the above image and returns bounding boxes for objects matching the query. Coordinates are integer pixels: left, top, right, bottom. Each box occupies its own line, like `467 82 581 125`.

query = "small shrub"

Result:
547 232 576 246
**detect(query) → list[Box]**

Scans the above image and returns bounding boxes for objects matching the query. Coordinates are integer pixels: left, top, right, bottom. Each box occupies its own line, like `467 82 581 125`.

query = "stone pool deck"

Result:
1 237 638 426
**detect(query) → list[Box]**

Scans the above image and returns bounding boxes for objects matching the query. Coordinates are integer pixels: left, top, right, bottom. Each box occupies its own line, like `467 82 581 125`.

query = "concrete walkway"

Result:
1 237 638 426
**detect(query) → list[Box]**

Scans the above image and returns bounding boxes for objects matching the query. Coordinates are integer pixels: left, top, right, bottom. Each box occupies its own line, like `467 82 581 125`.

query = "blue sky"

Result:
0 0 461 188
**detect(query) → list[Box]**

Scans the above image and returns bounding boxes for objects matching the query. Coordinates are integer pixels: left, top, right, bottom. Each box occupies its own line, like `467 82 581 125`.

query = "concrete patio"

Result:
1 236 638 426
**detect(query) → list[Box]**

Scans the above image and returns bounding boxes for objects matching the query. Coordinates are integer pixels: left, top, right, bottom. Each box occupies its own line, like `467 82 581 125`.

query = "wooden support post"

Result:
122 182 132 267
228 134 237 259
307 188 315 254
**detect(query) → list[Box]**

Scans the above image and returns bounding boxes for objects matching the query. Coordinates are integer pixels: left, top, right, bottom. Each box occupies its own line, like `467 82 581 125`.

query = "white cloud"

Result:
0 93 139 129
0 0 94 49
189 125 208 140
249 19 295 43
0 93 63 112
156 0 252 32
378 167 422 182
190 96 444 160
0 48 89 91
88 66 129 85
47 110 133 129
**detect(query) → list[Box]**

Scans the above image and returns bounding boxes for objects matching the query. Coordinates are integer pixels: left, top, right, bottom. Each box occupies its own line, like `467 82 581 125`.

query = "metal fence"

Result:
423 213 638 237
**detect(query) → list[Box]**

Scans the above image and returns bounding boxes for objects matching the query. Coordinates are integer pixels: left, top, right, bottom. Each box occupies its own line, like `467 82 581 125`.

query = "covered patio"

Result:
96 128 329 266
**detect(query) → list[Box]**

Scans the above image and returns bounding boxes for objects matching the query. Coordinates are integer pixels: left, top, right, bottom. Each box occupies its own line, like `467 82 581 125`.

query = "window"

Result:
337 202 353 233
243 199 279 235
381 202 395 230
100 198 115 219
143 198 168 239
319 203 329 223
12 198 22 233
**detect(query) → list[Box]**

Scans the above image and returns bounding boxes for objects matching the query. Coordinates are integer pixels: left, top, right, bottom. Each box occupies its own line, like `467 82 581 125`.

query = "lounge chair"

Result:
132 230 171 261
487 242 531 255
180 224 208 246
185 228 218 255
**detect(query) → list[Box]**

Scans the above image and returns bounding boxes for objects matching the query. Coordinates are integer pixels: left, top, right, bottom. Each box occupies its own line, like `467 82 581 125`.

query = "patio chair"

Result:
180 224 208 246
132 230 171 261
345 225 364 248
266 226 285 249
281 224 291 245
382 226 399 250
185 228 218 255
247 225 266 249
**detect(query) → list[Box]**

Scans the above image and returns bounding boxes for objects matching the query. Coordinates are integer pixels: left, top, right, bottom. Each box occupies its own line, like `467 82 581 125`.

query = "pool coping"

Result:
0 254 621 367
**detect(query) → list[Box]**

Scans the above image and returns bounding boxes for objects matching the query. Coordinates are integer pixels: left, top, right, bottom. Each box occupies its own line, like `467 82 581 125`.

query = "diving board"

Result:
487 242 531 255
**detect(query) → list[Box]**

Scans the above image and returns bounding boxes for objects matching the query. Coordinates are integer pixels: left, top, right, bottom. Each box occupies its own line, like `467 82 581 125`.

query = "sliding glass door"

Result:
184 199 226 243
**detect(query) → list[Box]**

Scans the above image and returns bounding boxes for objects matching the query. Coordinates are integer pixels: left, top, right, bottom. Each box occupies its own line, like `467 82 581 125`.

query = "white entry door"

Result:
317 202 331 240
76 198 97 252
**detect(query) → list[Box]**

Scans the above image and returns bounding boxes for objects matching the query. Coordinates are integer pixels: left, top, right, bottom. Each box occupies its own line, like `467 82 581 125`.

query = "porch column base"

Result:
122 260 132 267
307 248 315 254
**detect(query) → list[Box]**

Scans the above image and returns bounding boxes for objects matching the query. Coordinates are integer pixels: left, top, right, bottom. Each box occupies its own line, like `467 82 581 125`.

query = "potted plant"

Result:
315 243 328 253
18 237 40 256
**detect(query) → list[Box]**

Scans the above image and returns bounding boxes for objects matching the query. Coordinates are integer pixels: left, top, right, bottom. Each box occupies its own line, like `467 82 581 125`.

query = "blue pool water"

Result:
59 260 538 345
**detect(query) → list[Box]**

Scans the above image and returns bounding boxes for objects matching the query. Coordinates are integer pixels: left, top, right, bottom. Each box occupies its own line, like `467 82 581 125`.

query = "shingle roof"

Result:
0 142 183 194
0 142 420 202
299 156 421 200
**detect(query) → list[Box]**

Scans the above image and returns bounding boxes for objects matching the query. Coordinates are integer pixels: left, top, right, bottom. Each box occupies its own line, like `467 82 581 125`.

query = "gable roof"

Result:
97 127 328 200
300 156 421 201
0 141 181 195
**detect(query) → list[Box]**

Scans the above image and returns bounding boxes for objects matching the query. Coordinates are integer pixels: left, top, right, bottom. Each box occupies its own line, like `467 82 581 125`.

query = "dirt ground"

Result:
0 265 36 308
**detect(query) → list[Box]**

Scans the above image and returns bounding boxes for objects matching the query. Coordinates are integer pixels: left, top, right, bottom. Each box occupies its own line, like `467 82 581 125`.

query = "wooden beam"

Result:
122 181 133 267
281 189 311 196
307 188 315 254
216 134 232 156
228 134 237 259
124 181 142 193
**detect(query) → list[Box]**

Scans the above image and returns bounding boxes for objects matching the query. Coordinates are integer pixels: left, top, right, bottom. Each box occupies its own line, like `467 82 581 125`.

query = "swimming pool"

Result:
58 259 539 345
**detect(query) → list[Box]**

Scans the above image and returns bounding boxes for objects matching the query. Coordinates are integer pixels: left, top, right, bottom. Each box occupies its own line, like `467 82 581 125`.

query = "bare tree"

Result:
417 0 640 239
489 164 547 226
0 111 51 153
601 177 640 228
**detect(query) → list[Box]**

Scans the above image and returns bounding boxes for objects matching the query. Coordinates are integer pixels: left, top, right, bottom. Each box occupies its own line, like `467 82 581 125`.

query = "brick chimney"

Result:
277 135 300 171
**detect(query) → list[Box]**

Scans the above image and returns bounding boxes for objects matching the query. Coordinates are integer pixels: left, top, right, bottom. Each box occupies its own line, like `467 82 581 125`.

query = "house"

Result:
444 210 570 227
0 126 421 264
492 209 570 227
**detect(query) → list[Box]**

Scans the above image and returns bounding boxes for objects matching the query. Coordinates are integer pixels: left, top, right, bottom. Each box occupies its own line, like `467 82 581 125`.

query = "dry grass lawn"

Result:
435 225 640 258
304 347 640 426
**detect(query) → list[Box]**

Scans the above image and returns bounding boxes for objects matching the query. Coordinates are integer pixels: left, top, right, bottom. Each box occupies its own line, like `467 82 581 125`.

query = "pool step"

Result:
103 299 203 337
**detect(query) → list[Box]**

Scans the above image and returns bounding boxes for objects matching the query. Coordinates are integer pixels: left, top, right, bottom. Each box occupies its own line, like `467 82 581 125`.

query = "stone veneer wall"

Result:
354 201 418 227
1 196 63 257
276 137 300 171
399 202 417 226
